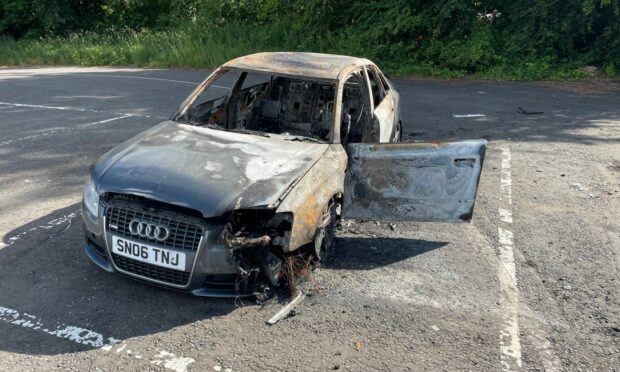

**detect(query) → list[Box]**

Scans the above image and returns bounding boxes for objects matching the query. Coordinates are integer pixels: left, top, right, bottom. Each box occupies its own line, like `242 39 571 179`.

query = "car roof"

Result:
223 52 372 80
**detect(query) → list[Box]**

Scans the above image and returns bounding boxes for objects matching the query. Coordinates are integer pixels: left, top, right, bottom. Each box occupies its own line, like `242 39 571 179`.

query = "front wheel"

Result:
392 121 402 143
313 200 338 264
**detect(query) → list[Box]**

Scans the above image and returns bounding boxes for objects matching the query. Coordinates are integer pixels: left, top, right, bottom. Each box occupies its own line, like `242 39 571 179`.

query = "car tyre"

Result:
393 121 402 142
313 200 338 265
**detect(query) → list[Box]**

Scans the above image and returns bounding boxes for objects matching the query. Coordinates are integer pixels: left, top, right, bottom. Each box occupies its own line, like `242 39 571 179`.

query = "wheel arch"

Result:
275 145 347 252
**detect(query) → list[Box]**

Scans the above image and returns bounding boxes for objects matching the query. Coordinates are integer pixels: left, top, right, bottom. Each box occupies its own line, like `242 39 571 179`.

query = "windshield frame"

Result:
171 67 339 144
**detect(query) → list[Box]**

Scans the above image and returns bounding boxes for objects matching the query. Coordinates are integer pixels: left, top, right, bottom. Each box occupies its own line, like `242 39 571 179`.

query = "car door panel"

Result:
343 140 487 222
373 92 395 142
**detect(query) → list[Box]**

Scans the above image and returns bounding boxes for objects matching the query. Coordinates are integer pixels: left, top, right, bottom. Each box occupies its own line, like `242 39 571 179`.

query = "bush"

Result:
0 0 618 79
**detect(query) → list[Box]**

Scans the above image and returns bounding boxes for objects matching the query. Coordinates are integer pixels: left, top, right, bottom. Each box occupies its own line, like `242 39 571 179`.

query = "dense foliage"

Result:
0 0 618 78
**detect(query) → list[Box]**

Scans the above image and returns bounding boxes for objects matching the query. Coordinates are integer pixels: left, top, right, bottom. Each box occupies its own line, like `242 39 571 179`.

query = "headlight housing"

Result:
83 176 99 221
216 210 293 249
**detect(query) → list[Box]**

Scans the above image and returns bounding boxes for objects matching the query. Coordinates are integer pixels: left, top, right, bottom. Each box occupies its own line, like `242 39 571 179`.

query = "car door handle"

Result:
454 158 476 167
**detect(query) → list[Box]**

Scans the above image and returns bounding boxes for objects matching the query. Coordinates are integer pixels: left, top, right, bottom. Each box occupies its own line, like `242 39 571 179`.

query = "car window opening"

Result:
366 66 385 107
341 71 373 144
178 70 336 142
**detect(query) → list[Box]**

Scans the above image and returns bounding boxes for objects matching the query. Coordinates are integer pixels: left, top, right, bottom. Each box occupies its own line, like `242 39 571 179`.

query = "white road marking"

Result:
499 208 513 223
498 148 561 371
3 210 79 245
0 305 192 370
0 115 130 146
0 306 120 348
453 113 486 118
0 70 227 88
498 227 514 246
497 146 522 371
151 350 196 372
55 73 229 90
78 73 201 85
79 115 131 127
500 147 512 205
0 101 163 118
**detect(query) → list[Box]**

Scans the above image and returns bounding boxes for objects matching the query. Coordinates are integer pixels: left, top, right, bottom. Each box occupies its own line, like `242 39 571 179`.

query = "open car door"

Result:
343 140 487 222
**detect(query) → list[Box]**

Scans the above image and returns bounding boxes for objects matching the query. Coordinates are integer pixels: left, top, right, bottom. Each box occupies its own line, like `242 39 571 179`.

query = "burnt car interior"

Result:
341 70 374 144
177 70 336 142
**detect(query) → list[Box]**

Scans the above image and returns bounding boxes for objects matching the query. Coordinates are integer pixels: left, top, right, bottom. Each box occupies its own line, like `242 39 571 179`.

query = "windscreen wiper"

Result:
283 136 323 143
230 128 270 137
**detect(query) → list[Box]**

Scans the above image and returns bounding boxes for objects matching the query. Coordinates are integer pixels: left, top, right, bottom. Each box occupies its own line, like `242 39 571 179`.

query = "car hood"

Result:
93 121 328 217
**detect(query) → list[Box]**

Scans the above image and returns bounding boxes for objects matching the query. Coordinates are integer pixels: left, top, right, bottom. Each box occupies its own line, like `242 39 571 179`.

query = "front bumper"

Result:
81 201 251 298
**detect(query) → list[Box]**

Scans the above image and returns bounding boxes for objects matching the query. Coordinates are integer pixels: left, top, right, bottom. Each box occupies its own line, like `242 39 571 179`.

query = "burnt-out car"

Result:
82 52 486 297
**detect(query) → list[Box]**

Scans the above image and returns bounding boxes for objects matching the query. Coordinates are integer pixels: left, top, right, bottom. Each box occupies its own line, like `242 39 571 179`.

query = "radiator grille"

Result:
105 201 204 252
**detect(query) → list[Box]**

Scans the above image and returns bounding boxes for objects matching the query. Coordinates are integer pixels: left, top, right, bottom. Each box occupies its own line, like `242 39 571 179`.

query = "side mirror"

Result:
341 113 352 145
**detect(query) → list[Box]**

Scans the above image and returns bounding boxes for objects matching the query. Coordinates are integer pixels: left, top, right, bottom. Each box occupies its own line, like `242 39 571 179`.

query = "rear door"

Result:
343 140 487 222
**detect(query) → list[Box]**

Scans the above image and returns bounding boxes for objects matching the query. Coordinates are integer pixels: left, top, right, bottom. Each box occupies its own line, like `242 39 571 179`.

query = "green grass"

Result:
0 23 615 80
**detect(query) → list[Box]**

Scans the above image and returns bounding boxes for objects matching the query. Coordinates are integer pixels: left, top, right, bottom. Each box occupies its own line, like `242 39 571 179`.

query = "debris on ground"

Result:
266 289 306 325
353 340 363 352
570 182 587 191
517 107 544 115
430 325 440 331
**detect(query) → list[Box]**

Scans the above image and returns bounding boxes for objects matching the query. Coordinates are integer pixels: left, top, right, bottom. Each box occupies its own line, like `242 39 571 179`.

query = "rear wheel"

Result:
313 200 338 264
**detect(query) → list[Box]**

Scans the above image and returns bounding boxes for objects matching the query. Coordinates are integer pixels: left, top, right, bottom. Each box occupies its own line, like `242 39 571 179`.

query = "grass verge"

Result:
0 24 615 80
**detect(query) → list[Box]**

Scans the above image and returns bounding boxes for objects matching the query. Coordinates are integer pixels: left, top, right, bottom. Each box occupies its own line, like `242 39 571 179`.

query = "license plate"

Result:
111 235 186 270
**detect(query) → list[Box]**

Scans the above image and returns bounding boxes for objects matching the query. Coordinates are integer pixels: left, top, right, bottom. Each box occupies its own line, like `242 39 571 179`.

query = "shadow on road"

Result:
0 204 235 356
331 236 448 270
0 205 442 356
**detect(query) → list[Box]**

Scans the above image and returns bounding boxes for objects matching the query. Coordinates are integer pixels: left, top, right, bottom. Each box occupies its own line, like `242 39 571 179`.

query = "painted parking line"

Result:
60 73 229 90
497 146 522 371
78 73 201 85
11 72 228 89
3 210 80 246
0 305 194 372
0 115 131 146
496 146 560 371
0 305 120 348
79 73 231 88
0 101 166 119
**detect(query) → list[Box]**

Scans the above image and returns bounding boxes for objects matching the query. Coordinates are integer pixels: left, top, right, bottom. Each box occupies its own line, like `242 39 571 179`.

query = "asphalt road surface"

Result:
0 67 618 371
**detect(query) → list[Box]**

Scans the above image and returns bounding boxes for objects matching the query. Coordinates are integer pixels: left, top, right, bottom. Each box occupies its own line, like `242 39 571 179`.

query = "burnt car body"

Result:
82 52 487 297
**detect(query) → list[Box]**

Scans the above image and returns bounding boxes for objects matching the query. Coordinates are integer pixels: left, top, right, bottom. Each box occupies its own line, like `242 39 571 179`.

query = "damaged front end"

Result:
217 209 311 296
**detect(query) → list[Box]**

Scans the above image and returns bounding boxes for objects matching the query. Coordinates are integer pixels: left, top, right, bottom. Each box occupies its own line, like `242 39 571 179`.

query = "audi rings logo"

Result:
128 220 170 242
